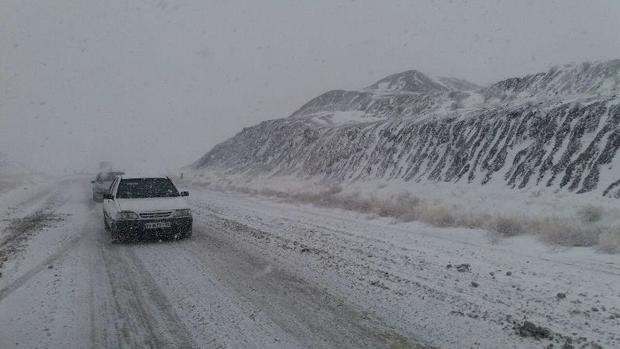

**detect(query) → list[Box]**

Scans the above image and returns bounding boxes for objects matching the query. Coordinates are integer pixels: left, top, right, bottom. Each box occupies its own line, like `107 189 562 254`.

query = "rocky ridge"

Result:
194 60 620 197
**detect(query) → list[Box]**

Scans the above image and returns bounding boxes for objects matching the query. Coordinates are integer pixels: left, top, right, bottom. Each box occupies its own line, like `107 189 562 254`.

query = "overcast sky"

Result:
1 0 619 174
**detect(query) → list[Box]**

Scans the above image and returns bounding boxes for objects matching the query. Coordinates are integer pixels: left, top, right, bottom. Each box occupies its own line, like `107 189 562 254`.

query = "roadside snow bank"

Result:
181 171 620 252
0 153 41 194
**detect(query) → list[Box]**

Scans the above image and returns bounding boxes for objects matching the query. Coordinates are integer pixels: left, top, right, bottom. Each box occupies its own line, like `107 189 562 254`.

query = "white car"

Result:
91 171 124 202
102 174 192 241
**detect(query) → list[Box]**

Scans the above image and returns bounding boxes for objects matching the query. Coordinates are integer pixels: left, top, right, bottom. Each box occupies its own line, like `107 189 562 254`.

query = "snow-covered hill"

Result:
194 60 620 199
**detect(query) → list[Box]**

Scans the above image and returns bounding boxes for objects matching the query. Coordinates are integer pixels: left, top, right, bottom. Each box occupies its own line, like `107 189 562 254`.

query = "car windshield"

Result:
102 171 124 181
116 178 179 199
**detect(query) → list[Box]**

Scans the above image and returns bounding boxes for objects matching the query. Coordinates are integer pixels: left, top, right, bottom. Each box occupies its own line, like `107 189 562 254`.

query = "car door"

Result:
103 177 120 221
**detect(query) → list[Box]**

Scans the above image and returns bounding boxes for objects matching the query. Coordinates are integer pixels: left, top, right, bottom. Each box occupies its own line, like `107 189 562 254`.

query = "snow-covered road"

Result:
0 178 619 348
0 179 419 348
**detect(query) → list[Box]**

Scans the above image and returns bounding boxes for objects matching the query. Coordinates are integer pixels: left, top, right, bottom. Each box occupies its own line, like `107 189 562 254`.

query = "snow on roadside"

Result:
188 187 620 348
0 177 75 283
181 171 620 252
0 182 55 239
0 153 41 194
0 152 51 240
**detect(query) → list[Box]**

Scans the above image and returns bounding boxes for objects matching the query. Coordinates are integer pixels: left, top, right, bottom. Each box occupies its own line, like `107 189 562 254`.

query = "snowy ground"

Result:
186 172 620 251
0 177 619 348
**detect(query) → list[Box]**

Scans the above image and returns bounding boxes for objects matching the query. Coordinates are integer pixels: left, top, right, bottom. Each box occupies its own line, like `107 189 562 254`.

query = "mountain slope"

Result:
193 60 620 198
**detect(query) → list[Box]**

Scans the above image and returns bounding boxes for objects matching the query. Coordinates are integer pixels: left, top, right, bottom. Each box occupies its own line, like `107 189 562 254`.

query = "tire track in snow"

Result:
0 186 70 248
0 234 81 303
126 238 293 348
96 234 197 348
0 181 84 303
184 224 426 348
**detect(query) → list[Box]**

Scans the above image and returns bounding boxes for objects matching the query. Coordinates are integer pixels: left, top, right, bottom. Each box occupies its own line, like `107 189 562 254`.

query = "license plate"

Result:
145 222 171 229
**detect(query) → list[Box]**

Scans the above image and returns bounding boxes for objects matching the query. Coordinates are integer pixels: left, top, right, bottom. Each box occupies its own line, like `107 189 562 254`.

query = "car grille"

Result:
139 211 172 219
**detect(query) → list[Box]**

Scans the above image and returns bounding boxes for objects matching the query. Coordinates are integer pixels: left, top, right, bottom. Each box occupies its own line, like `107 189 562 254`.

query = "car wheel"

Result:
103 215 110 231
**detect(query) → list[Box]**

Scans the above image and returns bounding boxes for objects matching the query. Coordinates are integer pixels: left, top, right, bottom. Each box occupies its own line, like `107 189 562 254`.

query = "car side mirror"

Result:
180 191 189 197
103 193 114 200
90 180 95 184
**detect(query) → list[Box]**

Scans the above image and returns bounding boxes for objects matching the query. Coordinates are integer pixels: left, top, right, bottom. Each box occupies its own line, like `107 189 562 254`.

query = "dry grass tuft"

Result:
578 205 603 224
598 230 620 253
532 217 601 247
491 216 525 237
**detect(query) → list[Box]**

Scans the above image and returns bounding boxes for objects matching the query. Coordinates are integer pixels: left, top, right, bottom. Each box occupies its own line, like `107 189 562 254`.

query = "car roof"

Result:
119 173 170 180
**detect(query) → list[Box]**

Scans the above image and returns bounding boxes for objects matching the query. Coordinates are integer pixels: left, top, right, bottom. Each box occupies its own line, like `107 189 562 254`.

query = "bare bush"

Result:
259 188 286 198
598 230 620 253
420 206 456 227
533 217 601 247
374 198 408 218
491 216 525 237
578 205 603 224
394 192 420 208
326 184 343 195
339 194 374 213
461 213 492 230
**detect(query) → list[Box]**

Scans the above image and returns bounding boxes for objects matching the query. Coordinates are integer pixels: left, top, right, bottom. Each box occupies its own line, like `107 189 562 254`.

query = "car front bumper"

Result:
112 217 192 239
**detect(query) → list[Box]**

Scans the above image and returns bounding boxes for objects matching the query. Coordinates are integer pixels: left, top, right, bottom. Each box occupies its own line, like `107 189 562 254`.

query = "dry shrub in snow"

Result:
288 190 423 222
460 213 493 230
533 217 601 247
598 230 620 253
259 188 288 199
491 216 525 237
326 184 343 195
577 205 603 224
341 195 374 214
394 192 421 208
419 206 456 227
374 193 420 219
375 199 402 217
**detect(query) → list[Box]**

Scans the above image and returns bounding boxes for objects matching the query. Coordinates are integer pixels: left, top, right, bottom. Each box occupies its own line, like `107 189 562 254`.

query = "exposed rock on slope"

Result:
194 60 620 197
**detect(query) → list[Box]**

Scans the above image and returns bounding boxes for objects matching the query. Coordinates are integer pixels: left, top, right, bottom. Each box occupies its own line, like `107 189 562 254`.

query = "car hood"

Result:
116 197 189 213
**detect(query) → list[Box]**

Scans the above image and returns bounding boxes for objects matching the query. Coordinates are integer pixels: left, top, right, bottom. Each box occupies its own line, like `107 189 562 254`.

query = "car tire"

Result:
103 215 110 231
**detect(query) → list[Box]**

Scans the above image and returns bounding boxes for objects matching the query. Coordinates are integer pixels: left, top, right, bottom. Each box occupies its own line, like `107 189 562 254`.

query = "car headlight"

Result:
173 209 192 217
118 211 139 220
